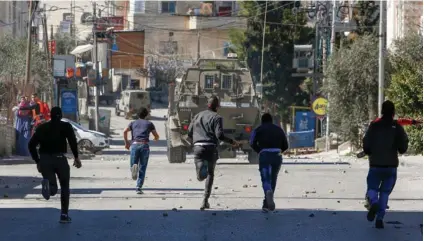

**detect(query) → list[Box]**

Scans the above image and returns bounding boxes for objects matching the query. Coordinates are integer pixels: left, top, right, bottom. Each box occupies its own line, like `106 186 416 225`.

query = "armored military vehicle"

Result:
165 54 262 164
115 89 151 119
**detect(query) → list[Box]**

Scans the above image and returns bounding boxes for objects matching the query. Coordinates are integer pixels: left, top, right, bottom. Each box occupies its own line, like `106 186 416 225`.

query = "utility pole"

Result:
313 0 319 97
42 4 53 106
70 1 73 37
377 0 385 116
197 31 200 60
259 0 268 85
24 0 34 87
93 2 100 131
325 0 337 152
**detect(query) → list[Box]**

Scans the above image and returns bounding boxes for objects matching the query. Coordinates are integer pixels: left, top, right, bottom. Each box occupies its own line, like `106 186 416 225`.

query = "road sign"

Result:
311 97 328 117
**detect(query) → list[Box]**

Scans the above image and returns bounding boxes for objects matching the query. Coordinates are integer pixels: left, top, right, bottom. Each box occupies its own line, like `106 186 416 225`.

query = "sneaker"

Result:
41 179 50 200
367 203 379 222
131 164 138 180
262 199 269 213
200 199 210 211
136 188 143 194
59 214 72 224
265 190 275 211
375 219 384 229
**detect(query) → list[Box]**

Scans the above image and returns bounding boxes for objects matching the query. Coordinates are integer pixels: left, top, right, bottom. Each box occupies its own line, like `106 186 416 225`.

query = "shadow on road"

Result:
217 161 351 166
0 175 42 199
149 115 167 121
101 150 167 156
0 208 421 241
108 140 167 148
0 158 34 166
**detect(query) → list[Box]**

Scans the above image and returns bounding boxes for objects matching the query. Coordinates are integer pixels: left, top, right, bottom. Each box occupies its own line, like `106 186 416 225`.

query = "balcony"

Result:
188 16 247 30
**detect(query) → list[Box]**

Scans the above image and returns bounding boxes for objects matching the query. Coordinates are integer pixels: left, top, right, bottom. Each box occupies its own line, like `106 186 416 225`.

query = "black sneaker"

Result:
59 214 72 224
262 199 269 213
265 190 275 211
367 203 379 222
41 179 50 200
375 219 384 229
136 187 143 194
200 199 210 211
131 164 138 180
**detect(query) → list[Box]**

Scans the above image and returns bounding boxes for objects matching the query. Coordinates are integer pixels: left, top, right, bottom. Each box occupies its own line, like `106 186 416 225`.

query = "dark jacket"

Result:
249 123 288 153
188 109 234 145
28 120 79 163
362 117 409 168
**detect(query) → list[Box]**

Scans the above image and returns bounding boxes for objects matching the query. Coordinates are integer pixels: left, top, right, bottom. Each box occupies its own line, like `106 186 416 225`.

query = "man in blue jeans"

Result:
249 113 288 212
362 100 409 229
123 107 159 194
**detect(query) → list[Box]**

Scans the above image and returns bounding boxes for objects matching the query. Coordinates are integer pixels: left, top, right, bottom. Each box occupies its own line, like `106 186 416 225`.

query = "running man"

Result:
28 107 81 223
249 113 288 212
362 100 409 229
123 107 159 194
187 96 239 210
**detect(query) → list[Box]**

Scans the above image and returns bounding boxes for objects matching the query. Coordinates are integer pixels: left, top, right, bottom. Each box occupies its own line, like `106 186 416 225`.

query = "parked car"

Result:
61 118 110 154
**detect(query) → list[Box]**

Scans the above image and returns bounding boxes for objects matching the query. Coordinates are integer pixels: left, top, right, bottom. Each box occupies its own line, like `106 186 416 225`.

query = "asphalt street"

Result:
0 107 422 241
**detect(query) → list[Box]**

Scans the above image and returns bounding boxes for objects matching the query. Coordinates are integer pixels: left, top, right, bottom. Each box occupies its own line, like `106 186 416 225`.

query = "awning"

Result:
70 44 93 55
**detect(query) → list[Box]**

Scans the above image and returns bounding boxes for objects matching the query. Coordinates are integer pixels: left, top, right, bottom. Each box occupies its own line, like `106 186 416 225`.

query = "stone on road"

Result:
0 108 421 241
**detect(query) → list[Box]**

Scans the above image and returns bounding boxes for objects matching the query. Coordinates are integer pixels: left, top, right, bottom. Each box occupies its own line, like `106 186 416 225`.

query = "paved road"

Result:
0 107 422 241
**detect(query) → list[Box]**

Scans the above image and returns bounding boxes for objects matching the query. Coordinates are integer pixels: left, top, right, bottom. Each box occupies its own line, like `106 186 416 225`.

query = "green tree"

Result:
352 1 379 35
230 1 313 121
387 33 423 154
54 32 77 55
0 35 51 93
323 34 388 147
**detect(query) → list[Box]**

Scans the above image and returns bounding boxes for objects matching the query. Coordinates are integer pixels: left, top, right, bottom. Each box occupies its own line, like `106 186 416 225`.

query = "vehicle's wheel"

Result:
166 129 186 163
78 139 94 154
247 151 259 164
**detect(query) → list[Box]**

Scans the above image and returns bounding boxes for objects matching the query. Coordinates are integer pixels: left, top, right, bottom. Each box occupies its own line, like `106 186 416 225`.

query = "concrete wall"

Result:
143 28 233 60
386 0 423 49
0 124 15 157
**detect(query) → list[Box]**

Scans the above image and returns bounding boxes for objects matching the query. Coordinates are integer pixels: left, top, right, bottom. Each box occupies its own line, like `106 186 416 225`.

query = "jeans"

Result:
130 143 150 188
193 145 218 200
258 151 282 196
39 154 70 215
366 167 397 220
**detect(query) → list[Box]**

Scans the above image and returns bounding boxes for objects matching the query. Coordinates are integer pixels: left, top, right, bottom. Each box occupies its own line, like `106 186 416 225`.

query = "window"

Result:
204 75 214 89
161 1 176 13
221 75 232 89
134 0 145 13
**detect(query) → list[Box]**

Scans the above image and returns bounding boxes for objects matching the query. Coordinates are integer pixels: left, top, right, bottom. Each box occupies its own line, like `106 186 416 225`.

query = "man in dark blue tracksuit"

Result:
363 100 409 229
249 113 288 212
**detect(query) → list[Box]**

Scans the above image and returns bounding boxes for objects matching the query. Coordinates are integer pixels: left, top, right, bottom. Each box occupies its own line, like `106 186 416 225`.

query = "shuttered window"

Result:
221 75 232 89
204 75 214 89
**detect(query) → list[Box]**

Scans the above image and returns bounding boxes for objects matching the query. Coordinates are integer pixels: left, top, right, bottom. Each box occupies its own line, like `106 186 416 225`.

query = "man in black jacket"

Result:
28 107 81 223
188 96 239 210
249 113 288 212
362 100 409 229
